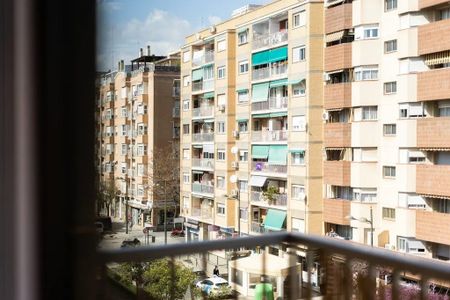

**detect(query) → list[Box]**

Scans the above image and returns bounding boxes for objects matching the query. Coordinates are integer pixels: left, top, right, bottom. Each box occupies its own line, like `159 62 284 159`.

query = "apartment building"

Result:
97 48 180 228
180 0 324 245
323 0 450 261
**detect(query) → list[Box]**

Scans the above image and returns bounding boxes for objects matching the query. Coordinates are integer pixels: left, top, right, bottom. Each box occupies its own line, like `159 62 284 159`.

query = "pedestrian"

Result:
213 265 220 276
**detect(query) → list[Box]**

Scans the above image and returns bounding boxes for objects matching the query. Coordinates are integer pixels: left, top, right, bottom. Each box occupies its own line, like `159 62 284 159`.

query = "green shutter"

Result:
192 68 203 81
237 27 248 33
263 209 287 231
268 145 287 165
270 112 288 118
252 113 271 118
252 50 270 66
252 145 270 159
251 83 270 103
268 46 288 63
203 92 214 98
269 78 288 88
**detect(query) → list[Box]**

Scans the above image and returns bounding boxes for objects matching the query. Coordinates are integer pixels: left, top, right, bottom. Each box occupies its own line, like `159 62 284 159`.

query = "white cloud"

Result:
97 9 193 70
208 15 222 25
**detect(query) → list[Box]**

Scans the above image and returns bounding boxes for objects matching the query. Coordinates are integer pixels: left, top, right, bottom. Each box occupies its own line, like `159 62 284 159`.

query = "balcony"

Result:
324 161 351 186
172 107 180 118
251 130 288 143
419 0 450 9
172 86 180 97
324 83 352 110
192 50 214 67
323 198 351 226
192 132 214 143
324 123 351 148
252 64 288 81
417 68 450 102
418 19 450 55
252 31 288 50
250 221 268 234
416 164 450 198
191 158 214 170
191 207 213 221
251 161 287 175
251 97 288 112
325 2 352 34
324 43 352 72
192 105 214 118
416 210 450 245
192 183 214 196
417 117 450 148
251 191 287 207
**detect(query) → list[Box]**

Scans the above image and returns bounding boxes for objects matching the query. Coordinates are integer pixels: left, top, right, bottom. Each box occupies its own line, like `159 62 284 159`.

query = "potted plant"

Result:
262 186 279 205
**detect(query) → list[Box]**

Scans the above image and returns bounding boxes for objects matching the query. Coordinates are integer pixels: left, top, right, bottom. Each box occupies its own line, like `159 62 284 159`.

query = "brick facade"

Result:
324 160 351 186
325 3 352 34
418 19 450 55
417 117 450 148
416 164 450 197
324 83 352 110
419 0 450 9
324 123 351 148
323 198 351 226
417 68 450 101
416 210 450 245
324 43 352 72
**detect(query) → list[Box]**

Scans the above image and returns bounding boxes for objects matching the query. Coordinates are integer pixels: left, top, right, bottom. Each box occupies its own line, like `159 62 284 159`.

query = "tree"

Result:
97 179 120 216
262 185 280 205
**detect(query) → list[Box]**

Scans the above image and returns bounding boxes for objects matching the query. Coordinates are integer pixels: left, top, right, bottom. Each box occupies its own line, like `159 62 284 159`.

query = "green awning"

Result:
252 113 271 118
236 88 248 93
237 27 248 33
289 149 305 154
203 92 215 98
263 209 287 231
268 46 288 63
251 82 270 103
237 118 248 122
192 68 203 81
270 112 287 118
270 79 288 88
268 145 287 165
252 50 270 66
289 78 304 85
252 145 269 159
192 170 204 174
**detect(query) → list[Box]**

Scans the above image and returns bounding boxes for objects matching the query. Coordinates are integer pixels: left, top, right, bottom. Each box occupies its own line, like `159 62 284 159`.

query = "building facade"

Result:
97 49 180 229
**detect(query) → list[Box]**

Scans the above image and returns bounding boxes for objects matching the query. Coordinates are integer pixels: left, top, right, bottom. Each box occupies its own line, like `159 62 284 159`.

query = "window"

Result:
238 121 248 133
216 176 225 189
292 46 306 63
292 80 306 96
353 148 378 162
217 66 226 79
217 94 226 107
239 208 248 221
217 203 226 215
183 196 189 209
384 40 397 53
217 39 226 52
217 149 226 161
239 60 248 74
182 124 190 135
292 185 305 200
137 123 147 135
382 207 396 220
183 75 191 87
121 143 127 155
353 188 377 202
237 90 249 103
292 115 306 131
137 144 147 156
399 102 425 118
238 180 248 192
383 166 396 178
121 107 127 118
137 104 147 115
293 11 306 27
364 27 379 39
354 66 378 81
183 173 190 184
182 148 190 159
121 87 127 99
239 150 248 162
385 0 397 11
137 164 145 176
397 237 407 252
120 125 128 136
217 121 225 133
362 106 377 120
238 30 248 45
383 124 396 136
440 8 450 20
291 151 305 165
182 99 190 110
384 81 397 94
439 101 450 117
182 50 190 63
105 144 114 154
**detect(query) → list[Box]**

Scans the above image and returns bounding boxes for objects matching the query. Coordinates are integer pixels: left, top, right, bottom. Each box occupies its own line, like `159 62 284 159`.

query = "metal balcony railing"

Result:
192 50 215 67
98 232 450 300
252 130 288 142
192 105 214 118
192 183 214 195
191 207 213 220
192 132 214 142
252 30 288 50
252 64 288 81
251 161 287 174
251 191 288 206
191 158 214 169
172 107 180 118
251 96 288 111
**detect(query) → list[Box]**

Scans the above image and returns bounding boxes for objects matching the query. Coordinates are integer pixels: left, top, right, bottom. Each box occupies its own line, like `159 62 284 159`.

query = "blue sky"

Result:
97 0 270 70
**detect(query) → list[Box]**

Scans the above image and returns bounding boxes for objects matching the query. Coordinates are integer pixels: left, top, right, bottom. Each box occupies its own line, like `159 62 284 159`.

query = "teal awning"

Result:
192 170 204 174
203 92 214 98
289 149 305 154
289 78 304 85
268 46 288 63
270 112 287 118
252 113 271 118
237 118 248 122
252 50 270 66
263 209 287 231
252 145 269 159
270 79 288 88
237 27 248 33
192 68 203 81
268 145 287 165
236 88 248 93
251 82 270 103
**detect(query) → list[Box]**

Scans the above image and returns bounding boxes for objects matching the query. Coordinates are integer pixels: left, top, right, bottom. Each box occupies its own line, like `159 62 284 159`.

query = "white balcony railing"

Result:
251 191 287 206
192 158 215 169
251 161 287 174
192 79 214 93
192 132 214 142
252 64 288 81
251 96 288 111
252 31 288 50
192 183 214 195
251 130 288 142
192 50 215 67
192 105 214 118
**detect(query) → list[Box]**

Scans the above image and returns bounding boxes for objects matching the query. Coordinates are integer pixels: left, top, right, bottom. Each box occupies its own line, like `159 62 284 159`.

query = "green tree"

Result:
262 185 279 205
97 179 120 216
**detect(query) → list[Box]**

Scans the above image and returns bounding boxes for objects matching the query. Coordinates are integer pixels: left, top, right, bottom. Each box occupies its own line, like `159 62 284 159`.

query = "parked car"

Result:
120 238 141 248
195 276 232 296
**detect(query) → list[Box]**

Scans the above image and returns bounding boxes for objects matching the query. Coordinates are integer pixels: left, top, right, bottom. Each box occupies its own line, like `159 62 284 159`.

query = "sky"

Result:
97 0 271 71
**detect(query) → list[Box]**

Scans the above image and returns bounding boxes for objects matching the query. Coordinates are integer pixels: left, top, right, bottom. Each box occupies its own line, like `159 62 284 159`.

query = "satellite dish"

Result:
230 175 238 183
231 146 238 154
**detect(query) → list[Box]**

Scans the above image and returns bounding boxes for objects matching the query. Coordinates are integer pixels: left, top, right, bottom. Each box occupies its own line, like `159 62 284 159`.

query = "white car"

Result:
195 276 230 295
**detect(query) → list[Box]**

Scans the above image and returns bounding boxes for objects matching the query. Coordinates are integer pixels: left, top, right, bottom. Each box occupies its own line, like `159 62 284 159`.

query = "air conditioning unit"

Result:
232 130 240 138
230 189 238 197
231 161 239 169
322 111 329 121
323 73 330 82
218 105 226 112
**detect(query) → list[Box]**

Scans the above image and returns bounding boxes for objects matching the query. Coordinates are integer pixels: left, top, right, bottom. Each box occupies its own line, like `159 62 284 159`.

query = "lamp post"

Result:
346 206 374 247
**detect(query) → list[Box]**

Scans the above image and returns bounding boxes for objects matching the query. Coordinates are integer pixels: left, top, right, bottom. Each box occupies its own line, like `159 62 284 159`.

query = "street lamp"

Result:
346 206 374 247
225 174 240 237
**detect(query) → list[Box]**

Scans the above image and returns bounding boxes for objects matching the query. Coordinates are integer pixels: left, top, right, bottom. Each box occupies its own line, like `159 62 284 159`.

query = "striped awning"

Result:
417 193 450 200
325 30 345 43
424 51 450 66
325 147 345 150
419 148 450 151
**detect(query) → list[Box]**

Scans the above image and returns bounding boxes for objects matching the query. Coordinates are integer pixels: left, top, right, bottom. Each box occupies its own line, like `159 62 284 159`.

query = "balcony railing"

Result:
192 158 214 170
191 207 213 220
252 64 288 81
192 79 214 93
192 50 215 67
251 191 287 206
172 86 180 97
251 96 288 112
192 105 214 118
251 161 287 174
252 130 288 142
172 107 180 118
252 31 288 50
192 183 214 195
192 132 214 142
